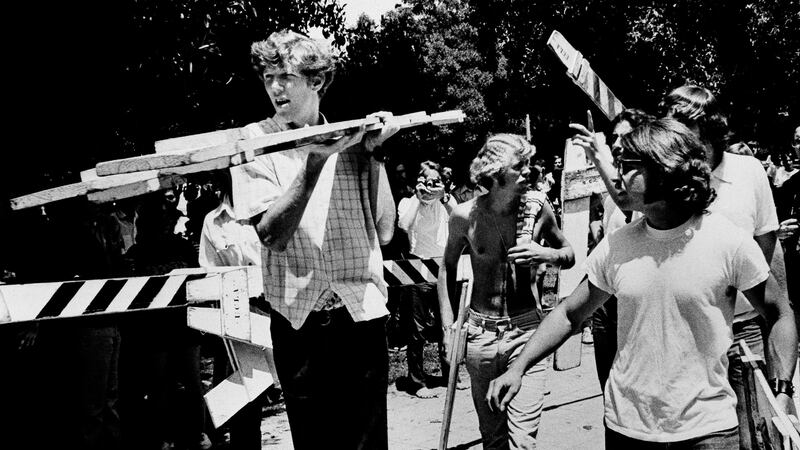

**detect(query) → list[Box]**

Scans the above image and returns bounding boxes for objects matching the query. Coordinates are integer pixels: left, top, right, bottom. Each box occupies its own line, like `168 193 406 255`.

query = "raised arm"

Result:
569 123 630 209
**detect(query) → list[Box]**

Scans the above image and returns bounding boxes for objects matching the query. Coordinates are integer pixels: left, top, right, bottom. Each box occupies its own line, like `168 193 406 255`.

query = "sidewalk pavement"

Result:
259 342 605 449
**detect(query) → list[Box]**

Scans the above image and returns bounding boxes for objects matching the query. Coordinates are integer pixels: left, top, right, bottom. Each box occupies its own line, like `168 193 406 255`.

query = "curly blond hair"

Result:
469 134 535 189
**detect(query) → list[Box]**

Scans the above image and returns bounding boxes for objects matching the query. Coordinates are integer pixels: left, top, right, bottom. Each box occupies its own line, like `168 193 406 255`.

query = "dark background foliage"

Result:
2 0 798 274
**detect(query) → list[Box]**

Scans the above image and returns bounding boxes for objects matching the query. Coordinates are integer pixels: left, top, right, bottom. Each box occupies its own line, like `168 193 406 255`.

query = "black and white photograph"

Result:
1 0 799 449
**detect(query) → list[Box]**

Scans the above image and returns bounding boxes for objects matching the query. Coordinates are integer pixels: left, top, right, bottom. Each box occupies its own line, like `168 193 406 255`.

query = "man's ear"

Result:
308 73 325 92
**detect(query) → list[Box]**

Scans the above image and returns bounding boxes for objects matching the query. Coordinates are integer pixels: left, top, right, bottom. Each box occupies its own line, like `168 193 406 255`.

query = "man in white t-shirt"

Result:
489 119 797 447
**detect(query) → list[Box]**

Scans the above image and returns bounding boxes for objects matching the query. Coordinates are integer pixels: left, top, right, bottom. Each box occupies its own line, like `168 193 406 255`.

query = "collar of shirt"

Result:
711 152 734 184
209 196 235 223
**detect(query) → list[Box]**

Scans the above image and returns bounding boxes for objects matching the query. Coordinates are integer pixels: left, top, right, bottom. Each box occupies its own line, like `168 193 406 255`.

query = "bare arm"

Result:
569 123 629 208
487 278 611 411
254 131 366 252
742 280 798 390
369 157 395 245
506 201 575 269
438 209 469 332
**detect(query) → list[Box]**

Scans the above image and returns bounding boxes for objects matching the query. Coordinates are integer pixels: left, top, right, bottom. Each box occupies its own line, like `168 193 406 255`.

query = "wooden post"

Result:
552 140 606 370
438 279 472 450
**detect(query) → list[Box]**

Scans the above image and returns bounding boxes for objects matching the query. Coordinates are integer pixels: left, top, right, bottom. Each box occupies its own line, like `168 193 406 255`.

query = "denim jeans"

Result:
605 425 739 449
727 316 766 450
465 322 546 449
271 308 389 450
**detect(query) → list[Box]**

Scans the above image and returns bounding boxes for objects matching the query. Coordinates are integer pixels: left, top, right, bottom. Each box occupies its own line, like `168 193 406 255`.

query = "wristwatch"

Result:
768 378 795 397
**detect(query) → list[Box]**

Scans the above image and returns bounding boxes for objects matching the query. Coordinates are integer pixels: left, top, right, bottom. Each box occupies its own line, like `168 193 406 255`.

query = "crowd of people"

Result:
1 28 799 450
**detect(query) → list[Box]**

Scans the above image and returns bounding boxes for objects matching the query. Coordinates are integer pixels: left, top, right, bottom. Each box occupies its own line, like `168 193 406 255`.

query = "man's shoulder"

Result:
451 198 477 219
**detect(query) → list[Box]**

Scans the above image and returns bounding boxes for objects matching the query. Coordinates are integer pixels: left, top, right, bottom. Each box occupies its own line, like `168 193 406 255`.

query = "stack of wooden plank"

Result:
10 110 465 210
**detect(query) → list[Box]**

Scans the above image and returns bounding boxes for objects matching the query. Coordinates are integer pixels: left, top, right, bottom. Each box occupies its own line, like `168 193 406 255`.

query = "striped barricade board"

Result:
0 271 208 324
0 258 471 326
547 30 625 121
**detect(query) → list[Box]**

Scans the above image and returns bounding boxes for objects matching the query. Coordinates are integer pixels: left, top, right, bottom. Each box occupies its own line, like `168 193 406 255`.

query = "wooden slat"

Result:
155 127 245 153
553 140 590 371
740 340 800 449
11 110 465 210
547 30 625 121
562 166 607 201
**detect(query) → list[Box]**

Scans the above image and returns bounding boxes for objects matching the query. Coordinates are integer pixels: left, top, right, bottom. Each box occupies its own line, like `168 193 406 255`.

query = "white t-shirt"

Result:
397 196 448 258
586 212 769 442
707 152 779 320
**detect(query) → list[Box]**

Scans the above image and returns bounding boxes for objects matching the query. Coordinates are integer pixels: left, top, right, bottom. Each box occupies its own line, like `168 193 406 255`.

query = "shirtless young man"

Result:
438 134 574 449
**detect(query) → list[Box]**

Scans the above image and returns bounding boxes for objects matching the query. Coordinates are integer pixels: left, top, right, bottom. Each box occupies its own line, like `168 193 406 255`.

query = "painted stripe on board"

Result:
106 277 148 312
60 279 106 317
150 275 187 309
36 281 84 319
384 261 415 285
84 279 127 314
128 276 168 310
383 266 403 287
421 258 440 278
395 260 427 284
408 259 436 282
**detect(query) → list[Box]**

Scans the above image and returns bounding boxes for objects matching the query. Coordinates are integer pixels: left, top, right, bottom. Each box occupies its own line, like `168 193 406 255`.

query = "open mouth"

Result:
275 99 290 108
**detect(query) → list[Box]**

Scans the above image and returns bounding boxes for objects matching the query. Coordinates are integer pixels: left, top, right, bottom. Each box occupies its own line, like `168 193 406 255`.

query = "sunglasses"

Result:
614 156 644 174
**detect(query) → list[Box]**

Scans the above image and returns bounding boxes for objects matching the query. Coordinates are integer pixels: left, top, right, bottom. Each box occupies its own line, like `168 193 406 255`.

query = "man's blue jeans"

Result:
465 322 545 449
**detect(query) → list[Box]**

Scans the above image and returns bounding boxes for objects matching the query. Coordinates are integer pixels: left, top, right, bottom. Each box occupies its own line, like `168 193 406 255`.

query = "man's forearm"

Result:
546 246 575 269
765 312 799 381
437 265 457 330
372 160 395 245
255 154 327 251
507 302 574 376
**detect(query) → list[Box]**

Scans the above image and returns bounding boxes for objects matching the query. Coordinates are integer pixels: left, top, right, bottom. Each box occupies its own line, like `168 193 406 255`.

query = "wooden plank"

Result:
9 180 91 210
155 127 245 153
553 140 591 371
547 30 625 121
220 269 251 342
96 117 380 176
740 340 800 449
97 110 464 177
562 166 606 201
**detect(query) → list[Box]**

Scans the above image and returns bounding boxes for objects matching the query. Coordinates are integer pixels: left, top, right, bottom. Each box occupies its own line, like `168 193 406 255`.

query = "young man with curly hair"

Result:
438 134 574 449
230 30 398 449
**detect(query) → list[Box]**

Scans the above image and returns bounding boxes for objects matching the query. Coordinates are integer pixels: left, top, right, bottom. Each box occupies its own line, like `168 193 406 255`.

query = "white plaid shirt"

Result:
230 119 388 329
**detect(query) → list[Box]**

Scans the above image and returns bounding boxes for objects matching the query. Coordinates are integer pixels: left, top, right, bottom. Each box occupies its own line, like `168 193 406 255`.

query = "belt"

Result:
467 308 541 332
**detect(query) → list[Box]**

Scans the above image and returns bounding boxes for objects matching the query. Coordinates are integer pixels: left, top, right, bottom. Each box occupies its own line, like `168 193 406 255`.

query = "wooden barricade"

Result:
739 340 800 449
